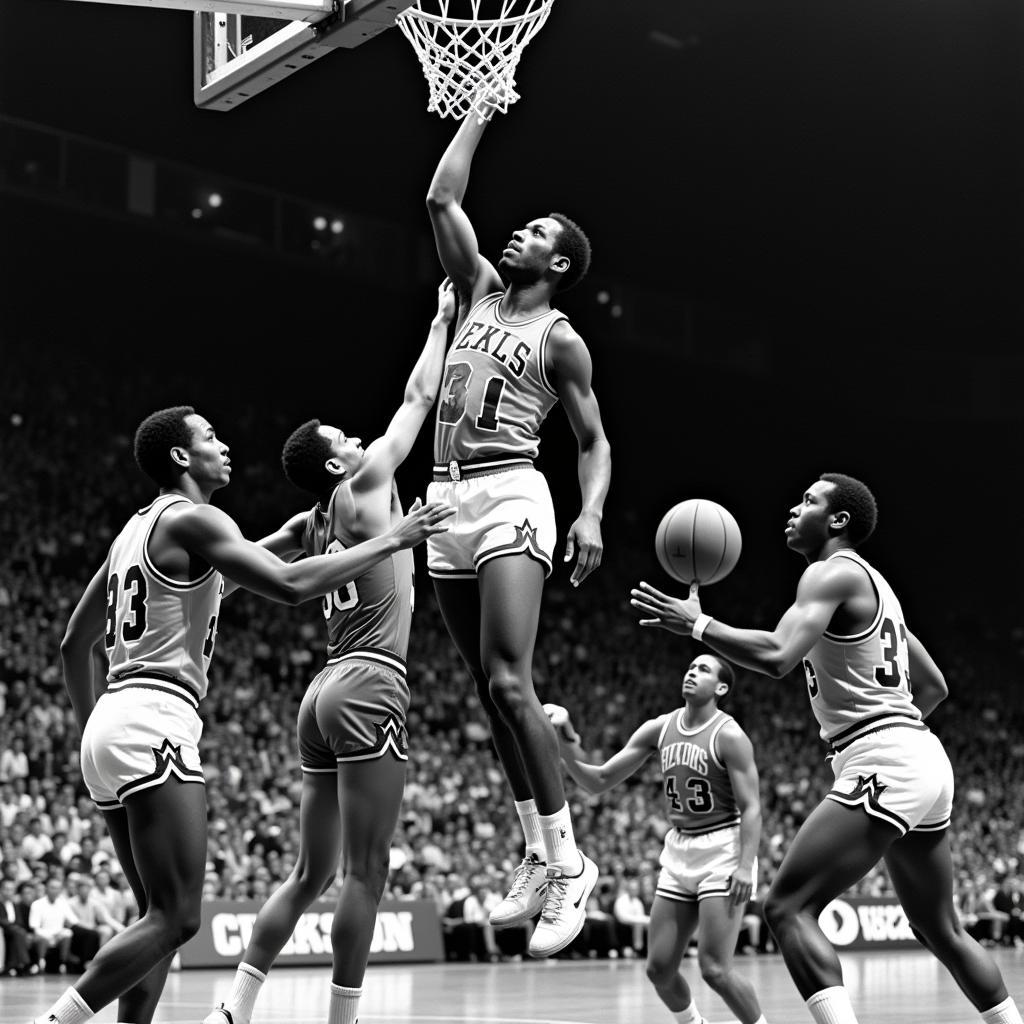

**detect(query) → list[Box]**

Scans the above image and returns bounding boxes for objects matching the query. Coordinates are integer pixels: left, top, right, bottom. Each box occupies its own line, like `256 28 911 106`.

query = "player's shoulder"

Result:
546 316 586 351
798 552 866 596
714 716 755 759
635 712 671 745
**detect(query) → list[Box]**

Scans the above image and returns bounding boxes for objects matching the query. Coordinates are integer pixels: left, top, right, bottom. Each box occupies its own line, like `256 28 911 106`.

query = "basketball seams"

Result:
656 498 741 588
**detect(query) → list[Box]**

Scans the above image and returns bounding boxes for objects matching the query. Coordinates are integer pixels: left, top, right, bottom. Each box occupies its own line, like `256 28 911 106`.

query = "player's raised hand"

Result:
389 498 455 548
630 580 701 635
564 511 603 588
542 702 581 745
436 277 458 324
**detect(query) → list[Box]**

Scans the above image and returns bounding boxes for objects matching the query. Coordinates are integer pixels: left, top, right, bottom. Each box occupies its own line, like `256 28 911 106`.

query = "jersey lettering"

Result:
803 658 820 698
873 617 909 688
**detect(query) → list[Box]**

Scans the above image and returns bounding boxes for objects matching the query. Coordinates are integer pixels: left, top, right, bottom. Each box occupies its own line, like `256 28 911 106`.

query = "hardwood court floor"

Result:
3 949 1024 1024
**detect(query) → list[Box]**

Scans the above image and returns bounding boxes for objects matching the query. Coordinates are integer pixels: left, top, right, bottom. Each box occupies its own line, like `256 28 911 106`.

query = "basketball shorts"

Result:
656 823 757 903
426 463 556 580
825 725 953 835
297 650 410 770
81 684 204 810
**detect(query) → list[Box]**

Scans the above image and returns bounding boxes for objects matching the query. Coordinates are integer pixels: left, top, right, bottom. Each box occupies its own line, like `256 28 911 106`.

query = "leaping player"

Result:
630 473 1023 1024
425 106 612 957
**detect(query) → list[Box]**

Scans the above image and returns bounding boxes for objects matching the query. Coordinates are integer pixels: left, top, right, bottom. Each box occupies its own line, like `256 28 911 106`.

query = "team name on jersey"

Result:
452 321 532 378
661 741 708 776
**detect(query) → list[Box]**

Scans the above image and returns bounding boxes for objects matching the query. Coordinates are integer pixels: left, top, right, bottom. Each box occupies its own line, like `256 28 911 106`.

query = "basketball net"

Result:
396 0 556 123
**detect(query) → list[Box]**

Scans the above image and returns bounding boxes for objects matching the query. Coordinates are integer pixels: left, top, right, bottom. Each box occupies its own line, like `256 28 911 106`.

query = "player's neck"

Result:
681 702 718 729
161 480 210 505
501 281 552 319
808 537 856 563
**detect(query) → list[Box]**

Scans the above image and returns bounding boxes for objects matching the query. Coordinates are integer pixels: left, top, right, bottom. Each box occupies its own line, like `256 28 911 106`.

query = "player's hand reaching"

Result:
564 511 603 588
389 498 455 549
630 581 701 635
542 702 581 745
435 277 458 324
727 870 753 914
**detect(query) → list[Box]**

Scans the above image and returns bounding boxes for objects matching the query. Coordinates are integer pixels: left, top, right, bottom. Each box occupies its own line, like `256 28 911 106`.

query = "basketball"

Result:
655 499 742 586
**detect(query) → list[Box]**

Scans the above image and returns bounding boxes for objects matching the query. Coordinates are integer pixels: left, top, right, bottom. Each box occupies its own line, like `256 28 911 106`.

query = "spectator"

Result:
16 881 49 974
0 877 32 975
612 876 650 959
28 876 77 973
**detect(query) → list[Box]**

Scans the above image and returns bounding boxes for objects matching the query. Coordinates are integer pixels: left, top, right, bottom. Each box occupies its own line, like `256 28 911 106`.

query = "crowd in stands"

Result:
4 341 1024 974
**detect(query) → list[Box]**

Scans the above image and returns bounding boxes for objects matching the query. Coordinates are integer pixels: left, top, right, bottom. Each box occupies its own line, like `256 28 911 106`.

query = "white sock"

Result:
538 802 580 872
982 997 1024 1024
672 999 702 1023
752 1016 769 1024
514 798 546 861
43 988 93 1024
806 986 858 1024
226 962 267 1021
328 983 362 1024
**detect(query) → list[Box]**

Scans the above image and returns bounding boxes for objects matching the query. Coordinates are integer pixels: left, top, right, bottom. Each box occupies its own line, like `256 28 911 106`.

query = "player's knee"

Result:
487 667 529 715
698 953 730 990
763 891 794 934
341 847 390 896
292 861 335 899
645 954 676 989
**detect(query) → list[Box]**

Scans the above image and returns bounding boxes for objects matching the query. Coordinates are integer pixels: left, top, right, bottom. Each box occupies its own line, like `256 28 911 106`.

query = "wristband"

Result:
692 613 713 642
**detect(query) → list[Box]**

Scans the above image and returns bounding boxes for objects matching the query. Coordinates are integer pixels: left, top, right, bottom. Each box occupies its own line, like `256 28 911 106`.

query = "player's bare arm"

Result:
353 279 457 505
221 511 308 599
166 500 452 606
547 709 665 795
631 558 861 677
425 115 504 307
547 320 611 587
60 556 112 728
906 628 949 718
717 721 762 911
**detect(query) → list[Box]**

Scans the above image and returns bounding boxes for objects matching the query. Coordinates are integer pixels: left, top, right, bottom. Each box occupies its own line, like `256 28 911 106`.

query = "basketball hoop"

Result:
396 0 556 123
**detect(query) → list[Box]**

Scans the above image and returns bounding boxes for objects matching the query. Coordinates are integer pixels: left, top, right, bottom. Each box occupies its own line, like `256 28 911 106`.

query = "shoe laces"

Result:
539 872 570 923
505 857 542 900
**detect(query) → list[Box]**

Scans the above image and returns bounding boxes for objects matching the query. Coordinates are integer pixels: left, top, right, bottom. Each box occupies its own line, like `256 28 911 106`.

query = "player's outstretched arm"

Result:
169 499 453 606
547 322 611 588
718 722 762 911
61 557 112 729
355 279 457 493
425 116 503 303
546 706 663 795
631 559 851 678
905 628 948 718
221 510 308 599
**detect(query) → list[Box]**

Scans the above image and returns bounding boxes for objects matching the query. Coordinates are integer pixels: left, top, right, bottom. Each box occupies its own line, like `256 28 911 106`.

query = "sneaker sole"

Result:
527 858 599 958
489 896 546 929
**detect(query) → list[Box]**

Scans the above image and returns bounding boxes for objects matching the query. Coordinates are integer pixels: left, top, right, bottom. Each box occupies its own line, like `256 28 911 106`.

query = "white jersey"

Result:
802 550 922 746
433 292 563 463
104 494 223 705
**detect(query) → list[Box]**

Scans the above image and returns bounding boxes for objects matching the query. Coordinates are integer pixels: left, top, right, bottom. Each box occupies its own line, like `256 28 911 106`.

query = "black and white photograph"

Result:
2 2 1023 1022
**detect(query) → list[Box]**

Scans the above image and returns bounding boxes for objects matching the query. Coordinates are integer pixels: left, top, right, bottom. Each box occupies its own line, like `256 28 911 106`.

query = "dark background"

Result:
2 0 1023 631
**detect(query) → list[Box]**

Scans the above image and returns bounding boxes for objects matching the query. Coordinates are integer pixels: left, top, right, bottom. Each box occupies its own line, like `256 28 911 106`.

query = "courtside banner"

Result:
818 896 919 950
179 898 444 967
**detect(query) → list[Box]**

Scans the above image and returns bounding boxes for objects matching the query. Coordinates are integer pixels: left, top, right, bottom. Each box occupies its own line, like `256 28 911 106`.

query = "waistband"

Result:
826 714 928 756
432 455 534 482
105 671 201 710
672 817 741 838
325 647 407 678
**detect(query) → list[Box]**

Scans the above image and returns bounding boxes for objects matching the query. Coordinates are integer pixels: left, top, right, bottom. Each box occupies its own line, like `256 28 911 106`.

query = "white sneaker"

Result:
202 1005 241 1024
489 853 548 928
528 852 599 958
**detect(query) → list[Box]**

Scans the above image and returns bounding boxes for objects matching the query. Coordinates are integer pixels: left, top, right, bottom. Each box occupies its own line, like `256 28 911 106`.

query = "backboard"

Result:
66 0 414 110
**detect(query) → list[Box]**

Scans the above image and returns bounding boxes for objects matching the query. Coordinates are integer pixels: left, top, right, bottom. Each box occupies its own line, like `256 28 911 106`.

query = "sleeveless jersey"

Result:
657 709 740 834
433 292 563 462
105 494 223 703
301 486 414 664
801 550 922 745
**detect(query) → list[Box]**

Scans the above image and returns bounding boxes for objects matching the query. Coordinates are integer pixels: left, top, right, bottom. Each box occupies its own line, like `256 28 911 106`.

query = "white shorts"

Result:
656 823 757 903
81 684 205 810
426 462 556 579
826 724 953 835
